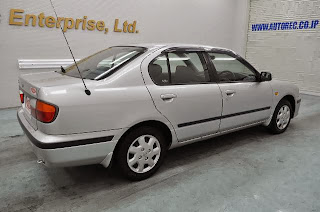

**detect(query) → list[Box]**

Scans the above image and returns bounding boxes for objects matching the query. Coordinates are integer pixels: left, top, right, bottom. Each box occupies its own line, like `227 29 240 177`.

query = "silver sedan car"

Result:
17 44 301 180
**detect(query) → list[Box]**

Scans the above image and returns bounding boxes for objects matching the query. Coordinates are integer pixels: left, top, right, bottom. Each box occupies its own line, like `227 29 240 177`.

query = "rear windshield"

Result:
60 46 146 80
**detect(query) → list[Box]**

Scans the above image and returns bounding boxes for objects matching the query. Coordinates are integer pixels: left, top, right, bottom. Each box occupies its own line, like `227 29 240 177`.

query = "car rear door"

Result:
207 50 273 131
142 48 223 142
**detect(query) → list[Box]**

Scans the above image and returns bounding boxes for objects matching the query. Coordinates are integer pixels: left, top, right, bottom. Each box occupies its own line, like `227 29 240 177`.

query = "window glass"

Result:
61 46 146 80
168 52 209 84
208 53 257 82
148 54 170 85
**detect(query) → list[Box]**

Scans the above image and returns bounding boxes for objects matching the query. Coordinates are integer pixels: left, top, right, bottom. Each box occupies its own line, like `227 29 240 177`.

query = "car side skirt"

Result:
171 120 267 149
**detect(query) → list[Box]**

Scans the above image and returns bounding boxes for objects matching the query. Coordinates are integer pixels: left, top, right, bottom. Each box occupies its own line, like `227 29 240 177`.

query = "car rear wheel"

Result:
115 126 167 181
268 99 292 134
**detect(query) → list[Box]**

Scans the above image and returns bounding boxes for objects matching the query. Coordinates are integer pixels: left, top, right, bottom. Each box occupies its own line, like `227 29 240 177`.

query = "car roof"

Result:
130 43 236 54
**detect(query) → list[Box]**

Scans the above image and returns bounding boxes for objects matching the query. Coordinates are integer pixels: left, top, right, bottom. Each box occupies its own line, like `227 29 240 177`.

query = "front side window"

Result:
61 46 146 80
208 52 257 82
148 52 210 85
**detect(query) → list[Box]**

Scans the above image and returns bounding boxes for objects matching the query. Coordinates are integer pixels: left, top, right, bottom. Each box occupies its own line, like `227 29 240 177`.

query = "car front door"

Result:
207 51 273 132
142 49 222 142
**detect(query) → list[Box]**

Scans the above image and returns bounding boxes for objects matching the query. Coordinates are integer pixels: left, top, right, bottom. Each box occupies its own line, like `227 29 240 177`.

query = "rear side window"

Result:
61 46 146 80
148 54 170 85
148 52 210 85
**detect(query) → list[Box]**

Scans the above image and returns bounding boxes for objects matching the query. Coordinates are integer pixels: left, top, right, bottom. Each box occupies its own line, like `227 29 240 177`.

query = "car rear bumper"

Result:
17 108 120 167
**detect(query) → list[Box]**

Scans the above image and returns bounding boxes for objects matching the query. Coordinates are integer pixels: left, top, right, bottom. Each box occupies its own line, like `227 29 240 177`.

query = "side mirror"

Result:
260 72 272 81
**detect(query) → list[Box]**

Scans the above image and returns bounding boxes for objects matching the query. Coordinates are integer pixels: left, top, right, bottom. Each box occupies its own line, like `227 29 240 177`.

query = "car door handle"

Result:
160 94 177 101
225 90 236 96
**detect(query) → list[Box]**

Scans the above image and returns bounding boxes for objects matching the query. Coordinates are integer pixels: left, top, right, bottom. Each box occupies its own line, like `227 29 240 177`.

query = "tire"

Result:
115 126 168 181
268 99 292 134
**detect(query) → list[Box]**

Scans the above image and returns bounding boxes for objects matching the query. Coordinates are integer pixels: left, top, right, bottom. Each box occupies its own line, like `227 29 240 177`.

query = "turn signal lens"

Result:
35 100 57 123
19 90 24 104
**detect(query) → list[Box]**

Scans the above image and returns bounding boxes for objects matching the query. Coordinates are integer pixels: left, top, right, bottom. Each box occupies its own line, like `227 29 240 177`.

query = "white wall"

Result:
246 0 320 95
0 0 249 108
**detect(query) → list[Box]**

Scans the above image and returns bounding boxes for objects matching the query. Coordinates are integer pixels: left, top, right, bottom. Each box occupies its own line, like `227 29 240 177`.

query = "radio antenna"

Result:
49 0 91 95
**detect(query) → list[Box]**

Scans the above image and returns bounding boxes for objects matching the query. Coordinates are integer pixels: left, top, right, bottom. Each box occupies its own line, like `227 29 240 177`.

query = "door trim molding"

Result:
178 120 266 144
177 106 271 128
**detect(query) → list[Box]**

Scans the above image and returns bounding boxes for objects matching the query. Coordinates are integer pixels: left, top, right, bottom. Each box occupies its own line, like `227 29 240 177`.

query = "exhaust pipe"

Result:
37 159 45 165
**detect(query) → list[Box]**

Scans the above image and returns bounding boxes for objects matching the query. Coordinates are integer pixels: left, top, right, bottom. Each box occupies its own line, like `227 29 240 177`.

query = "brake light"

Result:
19 90 24 104
33 100 58 123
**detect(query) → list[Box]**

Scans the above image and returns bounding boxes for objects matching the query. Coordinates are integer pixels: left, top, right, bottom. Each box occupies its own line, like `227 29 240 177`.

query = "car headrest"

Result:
149 64 163 84
175 66 195 83
149 64 162 77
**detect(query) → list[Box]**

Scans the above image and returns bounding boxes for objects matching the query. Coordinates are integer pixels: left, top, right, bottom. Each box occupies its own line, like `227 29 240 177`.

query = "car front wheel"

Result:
115 126 167 181
268 99 292 134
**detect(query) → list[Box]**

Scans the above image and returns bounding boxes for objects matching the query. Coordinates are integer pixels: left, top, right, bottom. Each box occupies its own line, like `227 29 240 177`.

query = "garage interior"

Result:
1 94 319 211
1 0 320 211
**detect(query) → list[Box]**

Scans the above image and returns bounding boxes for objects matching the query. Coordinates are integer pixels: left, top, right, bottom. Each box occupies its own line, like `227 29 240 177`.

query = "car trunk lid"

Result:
18 71 82 130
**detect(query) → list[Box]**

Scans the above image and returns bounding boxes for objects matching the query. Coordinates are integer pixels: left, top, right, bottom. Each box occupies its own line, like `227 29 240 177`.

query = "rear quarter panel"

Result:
37 59 171 136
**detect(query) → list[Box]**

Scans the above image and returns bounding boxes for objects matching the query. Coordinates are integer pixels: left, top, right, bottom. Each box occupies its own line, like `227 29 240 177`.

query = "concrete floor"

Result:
0 94 319 212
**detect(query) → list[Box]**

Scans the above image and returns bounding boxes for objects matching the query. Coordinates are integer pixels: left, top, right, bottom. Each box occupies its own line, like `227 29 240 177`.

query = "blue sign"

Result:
252 20 319 31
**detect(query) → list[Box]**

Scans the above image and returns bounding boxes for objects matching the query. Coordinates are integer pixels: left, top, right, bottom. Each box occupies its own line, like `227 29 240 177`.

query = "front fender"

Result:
263 80 300 126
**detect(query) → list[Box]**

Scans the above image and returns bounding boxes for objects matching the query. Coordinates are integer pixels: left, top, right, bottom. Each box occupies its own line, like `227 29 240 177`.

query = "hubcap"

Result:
127 135 161 174
276 105 291 130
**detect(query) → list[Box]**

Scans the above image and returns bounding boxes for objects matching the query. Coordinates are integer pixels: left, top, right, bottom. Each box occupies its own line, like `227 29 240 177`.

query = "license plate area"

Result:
25 96 31 115
21 92 38 130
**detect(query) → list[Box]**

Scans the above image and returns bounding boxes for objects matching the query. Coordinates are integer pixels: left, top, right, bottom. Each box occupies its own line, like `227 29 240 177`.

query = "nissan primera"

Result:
18 44 301 180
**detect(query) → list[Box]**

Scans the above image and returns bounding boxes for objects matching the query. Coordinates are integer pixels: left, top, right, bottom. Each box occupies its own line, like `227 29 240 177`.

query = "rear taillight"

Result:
31 100 58 123
19 90 24 104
